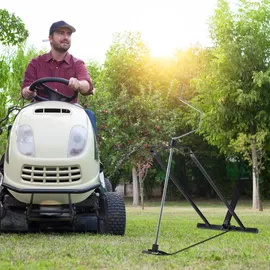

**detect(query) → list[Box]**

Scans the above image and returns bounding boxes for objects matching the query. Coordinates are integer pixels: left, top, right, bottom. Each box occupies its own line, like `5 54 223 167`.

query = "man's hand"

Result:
22 86 36 100
69 77 92 95
68 77 81 92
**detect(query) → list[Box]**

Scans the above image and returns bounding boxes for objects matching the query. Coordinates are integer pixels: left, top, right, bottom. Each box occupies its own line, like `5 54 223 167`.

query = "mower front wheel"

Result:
0 210 28 232
99 192 126 235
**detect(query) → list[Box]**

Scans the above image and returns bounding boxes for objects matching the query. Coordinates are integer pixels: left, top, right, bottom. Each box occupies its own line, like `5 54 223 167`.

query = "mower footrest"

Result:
27 205 75 223
28 215 74 222
30 209 71 214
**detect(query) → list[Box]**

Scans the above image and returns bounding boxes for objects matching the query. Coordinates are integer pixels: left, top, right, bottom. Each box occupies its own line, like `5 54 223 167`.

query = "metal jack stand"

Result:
143 89 258 256
143 139 177 255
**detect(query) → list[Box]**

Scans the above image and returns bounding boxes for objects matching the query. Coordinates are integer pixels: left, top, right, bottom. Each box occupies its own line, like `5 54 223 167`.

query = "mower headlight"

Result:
16 125 35 157
67 126 87 157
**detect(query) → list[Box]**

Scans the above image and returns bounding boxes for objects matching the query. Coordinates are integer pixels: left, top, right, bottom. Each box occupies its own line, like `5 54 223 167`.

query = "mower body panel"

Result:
3 101 100 204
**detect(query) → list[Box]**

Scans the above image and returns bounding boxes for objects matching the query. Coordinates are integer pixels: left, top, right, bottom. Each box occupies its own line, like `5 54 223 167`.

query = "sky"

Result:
1 0 227 63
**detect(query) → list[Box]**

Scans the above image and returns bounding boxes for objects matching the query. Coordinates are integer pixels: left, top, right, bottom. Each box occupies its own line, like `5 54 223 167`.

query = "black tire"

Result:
0 210 28 232
104 178 113 192
102 192 126 235
75 215 98 232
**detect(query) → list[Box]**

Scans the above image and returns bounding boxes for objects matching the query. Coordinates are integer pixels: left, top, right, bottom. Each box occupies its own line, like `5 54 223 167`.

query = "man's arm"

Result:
68 78 94 95
72 60 94 95
21 59 37 100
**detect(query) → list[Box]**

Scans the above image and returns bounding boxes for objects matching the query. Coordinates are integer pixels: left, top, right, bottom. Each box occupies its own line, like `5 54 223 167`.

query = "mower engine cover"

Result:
4 101 100 204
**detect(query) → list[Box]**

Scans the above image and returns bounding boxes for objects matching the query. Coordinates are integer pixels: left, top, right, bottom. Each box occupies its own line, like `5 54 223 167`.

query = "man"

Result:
21 20 97 134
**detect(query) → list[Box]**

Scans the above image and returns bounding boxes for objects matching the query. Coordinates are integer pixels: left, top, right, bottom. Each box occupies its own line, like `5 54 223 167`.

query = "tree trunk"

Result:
132 166 139 206
139 173 144 210
251 142 263 211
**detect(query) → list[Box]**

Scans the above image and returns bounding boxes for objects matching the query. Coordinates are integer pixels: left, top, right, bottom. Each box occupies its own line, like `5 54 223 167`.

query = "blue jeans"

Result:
85 109 97 135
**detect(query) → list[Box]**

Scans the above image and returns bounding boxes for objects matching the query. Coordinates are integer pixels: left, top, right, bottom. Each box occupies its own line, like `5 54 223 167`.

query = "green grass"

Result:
0 200 269 269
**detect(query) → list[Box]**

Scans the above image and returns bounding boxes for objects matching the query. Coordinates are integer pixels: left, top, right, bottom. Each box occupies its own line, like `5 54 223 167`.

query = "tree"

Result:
86 32 181 207
192 0 270 210
0 9 28 46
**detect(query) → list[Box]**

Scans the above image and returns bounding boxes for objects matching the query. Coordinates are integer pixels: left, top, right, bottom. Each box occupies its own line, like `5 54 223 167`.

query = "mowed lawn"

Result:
0 200 269 269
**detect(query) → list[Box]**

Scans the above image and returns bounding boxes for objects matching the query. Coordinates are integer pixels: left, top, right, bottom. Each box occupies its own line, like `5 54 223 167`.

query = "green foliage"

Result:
0 55 10 89
85 60 104 89
8 46 37 101
0 9 28 46
103 31 151 96
193 0 270 159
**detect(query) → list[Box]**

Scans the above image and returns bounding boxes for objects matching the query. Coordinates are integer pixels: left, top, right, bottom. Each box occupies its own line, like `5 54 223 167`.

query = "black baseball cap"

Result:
49 20 76 35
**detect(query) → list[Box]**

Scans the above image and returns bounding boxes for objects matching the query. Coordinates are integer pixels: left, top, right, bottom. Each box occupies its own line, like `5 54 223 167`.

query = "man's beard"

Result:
52 42 70 53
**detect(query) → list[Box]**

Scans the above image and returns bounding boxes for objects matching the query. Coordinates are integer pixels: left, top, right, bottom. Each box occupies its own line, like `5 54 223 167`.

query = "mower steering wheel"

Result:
29 77 78 102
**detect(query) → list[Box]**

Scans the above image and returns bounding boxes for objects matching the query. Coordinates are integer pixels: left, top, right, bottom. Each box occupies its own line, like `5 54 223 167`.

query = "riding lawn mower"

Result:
0 77 126 234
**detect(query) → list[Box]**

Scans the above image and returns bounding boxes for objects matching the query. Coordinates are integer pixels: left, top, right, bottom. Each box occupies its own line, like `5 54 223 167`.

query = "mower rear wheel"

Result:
104 178 113 192
102 192 126 235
